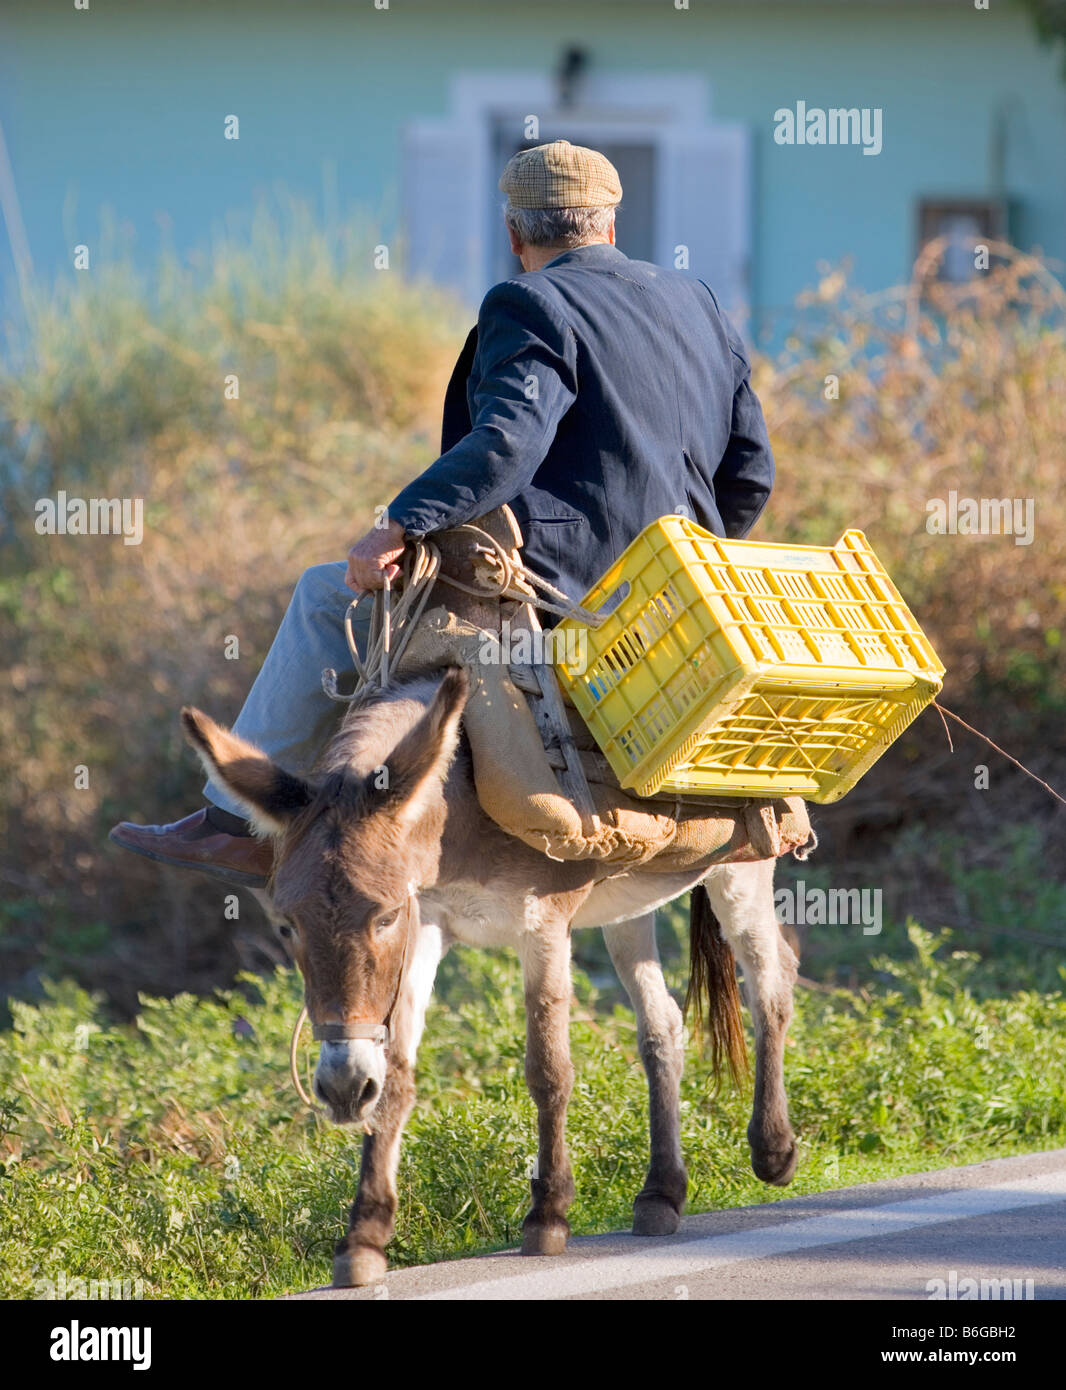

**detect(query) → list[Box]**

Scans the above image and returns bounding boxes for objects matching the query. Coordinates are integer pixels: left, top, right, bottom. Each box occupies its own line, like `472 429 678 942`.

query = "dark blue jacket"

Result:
389 243 774 608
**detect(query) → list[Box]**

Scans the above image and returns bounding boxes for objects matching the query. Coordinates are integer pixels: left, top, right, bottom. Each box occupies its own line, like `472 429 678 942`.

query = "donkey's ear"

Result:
376 667 469 827
180 707 313 837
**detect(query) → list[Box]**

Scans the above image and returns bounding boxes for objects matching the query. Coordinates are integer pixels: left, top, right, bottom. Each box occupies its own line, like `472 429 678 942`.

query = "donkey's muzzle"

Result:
313 1040 386 1124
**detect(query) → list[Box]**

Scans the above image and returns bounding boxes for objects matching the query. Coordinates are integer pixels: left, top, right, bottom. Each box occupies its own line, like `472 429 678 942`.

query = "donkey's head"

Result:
181 668 469 1125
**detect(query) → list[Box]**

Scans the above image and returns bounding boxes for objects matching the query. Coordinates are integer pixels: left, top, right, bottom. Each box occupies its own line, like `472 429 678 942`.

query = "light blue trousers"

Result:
202 563 372 818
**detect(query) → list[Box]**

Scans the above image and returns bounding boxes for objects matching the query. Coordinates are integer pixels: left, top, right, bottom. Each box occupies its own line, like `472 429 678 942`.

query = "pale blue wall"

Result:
3 0 1064 339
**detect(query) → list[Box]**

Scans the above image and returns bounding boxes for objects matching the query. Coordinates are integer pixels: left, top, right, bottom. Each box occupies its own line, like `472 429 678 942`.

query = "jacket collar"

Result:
541 243 627 271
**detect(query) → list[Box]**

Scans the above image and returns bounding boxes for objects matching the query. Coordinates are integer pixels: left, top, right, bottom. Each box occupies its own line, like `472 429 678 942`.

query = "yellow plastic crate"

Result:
554 518 945 804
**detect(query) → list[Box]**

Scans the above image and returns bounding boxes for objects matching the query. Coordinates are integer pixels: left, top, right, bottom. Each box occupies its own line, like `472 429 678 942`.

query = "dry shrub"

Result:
759 240 1066 713
755 239 1066 886
0 205 460 1009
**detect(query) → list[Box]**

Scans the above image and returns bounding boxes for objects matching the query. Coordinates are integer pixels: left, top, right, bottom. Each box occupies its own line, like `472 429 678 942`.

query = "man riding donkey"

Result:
111 139 776 880
112 144 813 1285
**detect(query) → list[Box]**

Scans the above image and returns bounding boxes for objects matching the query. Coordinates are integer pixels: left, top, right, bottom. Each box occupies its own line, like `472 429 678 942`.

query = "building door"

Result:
403 72 751 319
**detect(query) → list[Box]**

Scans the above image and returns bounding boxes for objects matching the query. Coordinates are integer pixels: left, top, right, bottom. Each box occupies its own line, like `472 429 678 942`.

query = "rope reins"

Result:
738 693 1066 812
931 700 1066 809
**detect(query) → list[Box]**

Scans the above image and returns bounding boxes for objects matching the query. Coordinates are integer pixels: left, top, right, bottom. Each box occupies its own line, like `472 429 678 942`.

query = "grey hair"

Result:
504 203 617 249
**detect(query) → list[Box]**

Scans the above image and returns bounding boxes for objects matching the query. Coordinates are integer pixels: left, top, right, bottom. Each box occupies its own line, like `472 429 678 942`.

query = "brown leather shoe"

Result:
109 808 274 888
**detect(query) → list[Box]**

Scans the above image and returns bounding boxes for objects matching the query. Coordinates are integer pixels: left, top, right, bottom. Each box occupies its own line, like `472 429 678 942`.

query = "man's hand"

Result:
345 519 407 593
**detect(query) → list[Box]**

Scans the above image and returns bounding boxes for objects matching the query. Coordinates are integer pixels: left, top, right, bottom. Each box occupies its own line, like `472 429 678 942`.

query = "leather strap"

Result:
312 1021 389 1046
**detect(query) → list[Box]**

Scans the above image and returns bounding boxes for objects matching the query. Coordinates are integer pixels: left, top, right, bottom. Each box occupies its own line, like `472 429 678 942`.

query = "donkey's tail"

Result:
684 884 749 1089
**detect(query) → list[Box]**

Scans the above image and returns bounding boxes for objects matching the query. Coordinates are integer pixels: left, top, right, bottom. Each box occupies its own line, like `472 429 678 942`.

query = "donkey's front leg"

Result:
704 860 800 1187
518 924 576 1256
333 922 445 1287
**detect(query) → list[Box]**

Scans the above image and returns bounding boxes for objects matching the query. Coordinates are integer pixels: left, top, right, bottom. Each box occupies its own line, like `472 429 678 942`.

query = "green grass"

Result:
768 823 1066 997
2 923 1065 1300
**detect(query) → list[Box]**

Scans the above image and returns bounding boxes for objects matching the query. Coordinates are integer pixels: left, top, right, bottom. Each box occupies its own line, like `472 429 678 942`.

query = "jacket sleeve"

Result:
387 279 578 538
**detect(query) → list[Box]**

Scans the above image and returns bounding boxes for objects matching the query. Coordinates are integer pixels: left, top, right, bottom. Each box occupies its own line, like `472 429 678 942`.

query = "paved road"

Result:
285 1148 1066 1301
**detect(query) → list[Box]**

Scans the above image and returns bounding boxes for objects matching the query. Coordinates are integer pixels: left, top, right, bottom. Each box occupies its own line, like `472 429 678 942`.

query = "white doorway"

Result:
402 70 751 319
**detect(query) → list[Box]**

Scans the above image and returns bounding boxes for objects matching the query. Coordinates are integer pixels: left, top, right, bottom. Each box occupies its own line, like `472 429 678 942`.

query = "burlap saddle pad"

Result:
389 510 813 871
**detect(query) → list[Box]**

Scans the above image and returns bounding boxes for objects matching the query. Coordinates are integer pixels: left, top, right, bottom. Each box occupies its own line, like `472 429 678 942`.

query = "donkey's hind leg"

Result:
603 912 687 1235
517 920 576 1256
703 859 800 1187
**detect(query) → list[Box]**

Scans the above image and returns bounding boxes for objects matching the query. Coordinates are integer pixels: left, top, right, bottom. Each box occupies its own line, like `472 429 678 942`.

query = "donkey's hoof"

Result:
632 1194 682 1237
752 1141 799 1187
521 1221 569 1256
333 1247 387 1288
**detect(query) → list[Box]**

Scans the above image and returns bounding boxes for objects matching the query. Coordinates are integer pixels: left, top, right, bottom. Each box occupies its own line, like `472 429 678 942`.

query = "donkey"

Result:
183 666 802 1288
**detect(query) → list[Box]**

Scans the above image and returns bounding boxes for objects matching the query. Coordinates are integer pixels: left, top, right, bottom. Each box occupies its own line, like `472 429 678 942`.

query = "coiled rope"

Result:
321 522 606 702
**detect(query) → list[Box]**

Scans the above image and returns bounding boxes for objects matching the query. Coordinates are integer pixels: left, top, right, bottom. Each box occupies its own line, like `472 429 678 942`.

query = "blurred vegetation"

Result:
0 202 460 1010
749 238 1066 994
1019 0 1066 79
0 208 1064 1015
2 928 1065 1299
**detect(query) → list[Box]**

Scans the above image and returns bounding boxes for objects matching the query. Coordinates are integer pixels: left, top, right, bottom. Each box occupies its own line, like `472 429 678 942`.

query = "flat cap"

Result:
499 139 622 209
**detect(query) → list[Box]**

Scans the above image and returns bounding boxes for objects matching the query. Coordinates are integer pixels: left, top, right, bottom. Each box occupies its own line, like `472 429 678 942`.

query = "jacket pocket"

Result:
521 513 588 589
